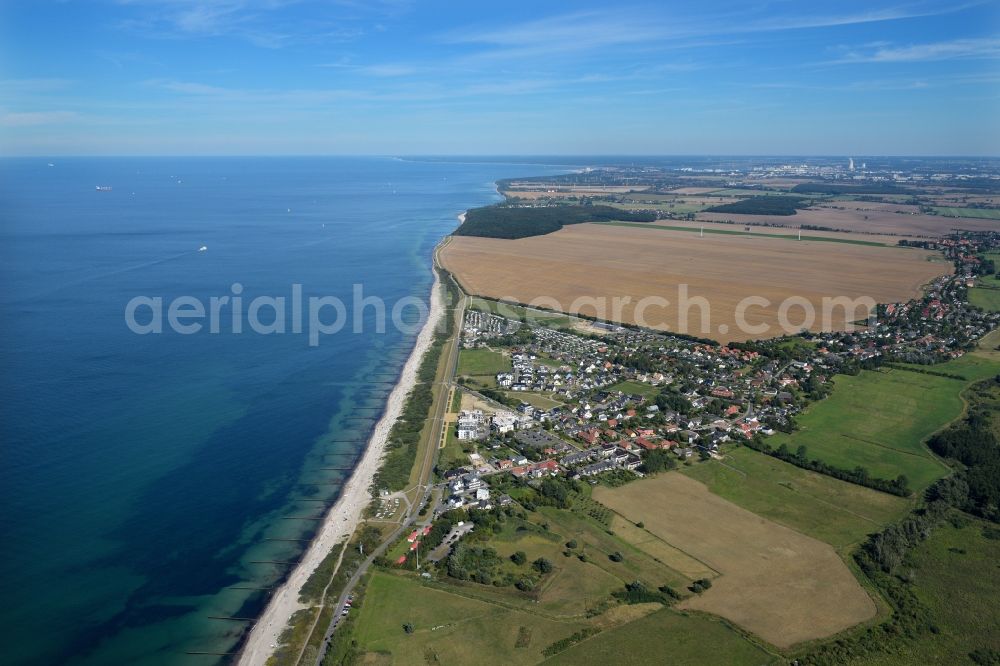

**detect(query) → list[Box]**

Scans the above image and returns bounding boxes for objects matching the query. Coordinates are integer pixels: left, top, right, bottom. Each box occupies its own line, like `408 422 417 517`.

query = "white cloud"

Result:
114 0 404 47
441 3 984 64
834 36 1000 63
741 3 986 33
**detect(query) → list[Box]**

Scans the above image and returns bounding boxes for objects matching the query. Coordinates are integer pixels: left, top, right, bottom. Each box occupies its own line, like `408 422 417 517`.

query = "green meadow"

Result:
468 296 575 328
608 379 661 399
682 447 911 548
351 570 591 665
457 348 511 378
844 519 1000 665
769 349 1000 493
969 283 1000 312
931 206 1000 220
545 608 775 666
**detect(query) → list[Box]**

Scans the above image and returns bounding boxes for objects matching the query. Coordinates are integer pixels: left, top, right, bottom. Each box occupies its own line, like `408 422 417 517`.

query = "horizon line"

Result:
2 153 999 159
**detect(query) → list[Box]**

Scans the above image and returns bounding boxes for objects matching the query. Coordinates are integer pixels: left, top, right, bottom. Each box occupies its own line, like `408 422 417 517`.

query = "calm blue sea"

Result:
0 156 562 665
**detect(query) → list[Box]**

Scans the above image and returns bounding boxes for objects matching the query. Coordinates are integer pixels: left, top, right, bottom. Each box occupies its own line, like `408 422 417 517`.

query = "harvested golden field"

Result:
594 474 877 649
440 223 947 343
697 204 1000 236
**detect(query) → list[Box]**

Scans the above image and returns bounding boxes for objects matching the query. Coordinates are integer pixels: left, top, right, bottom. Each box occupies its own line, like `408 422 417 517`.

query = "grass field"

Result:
845 519 1000 665
681 447 911 548
607 379 661 399
533 505 693 591
504 390 563 410
441 223 945 343
438 427 467 470
969 283 1000 312
932 206 1000 220
457 348 511 378
353 571 591 665
467 296 574 328
485 523 625 616
594 473 877 649
545 608 775 665
769 350 1000 492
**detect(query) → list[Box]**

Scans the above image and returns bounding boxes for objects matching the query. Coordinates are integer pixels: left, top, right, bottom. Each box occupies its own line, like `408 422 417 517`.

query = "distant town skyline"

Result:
1 0 998 156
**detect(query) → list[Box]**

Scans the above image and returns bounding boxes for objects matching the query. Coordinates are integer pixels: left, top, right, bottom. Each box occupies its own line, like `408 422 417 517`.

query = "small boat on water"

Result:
198 245 208 252
95 185 112 191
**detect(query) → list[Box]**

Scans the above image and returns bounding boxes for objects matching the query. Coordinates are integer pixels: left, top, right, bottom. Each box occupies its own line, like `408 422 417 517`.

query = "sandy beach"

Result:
238 265 445 666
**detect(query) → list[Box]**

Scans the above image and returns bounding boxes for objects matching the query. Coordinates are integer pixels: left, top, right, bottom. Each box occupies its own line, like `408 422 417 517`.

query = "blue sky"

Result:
1 0 998 155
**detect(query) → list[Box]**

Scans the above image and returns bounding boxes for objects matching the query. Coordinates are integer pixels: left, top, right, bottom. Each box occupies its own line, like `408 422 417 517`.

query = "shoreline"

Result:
238 261 446 666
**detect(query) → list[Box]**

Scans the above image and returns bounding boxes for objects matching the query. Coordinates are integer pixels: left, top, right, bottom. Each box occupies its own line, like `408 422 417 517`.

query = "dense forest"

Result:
704 195 809 216
453 204 655 239
791 183 912 195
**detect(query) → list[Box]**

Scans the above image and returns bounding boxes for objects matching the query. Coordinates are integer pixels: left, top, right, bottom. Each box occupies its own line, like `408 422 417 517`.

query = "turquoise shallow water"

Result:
0 156 561 665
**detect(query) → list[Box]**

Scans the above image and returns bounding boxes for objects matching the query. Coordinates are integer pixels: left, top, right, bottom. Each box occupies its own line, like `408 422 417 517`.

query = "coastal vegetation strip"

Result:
373 271 460 492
